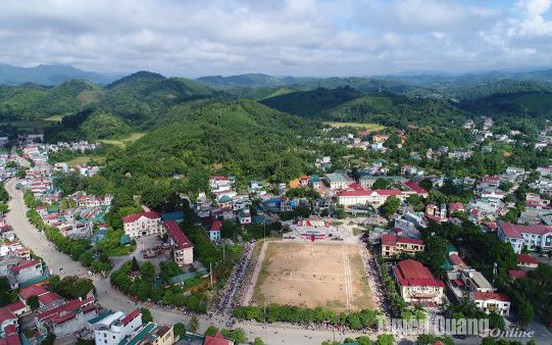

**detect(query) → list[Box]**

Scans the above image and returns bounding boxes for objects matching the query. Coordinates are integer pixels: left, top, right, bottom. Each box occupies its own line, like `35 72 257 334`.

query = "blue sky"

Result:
1 0 551 77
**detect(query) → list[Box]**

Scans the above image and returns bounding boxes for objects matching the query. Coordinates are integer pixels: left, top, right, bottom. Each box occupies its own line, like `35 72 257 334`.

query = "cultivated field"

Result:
323 122 385 131
252 242 373 312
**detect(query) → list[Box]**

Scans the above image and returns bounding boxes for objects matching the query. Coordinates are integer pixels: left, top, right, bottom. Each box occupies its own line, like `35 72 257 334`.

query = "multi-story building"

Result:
393 259 445 305
381 235 425 258
209 220 222 242
0 307 18 338
497 220 552 254
92 309 142 345
8 260 43 286
164 221 194 266
471 292 511 316
123 212 163 239
324 172 351 190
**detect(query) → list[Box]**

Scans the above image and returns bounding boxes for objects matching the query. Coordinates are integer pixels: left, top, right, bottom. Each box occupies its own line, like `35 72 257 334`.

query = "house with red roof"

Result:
35 296 97 337
381 234 425 258
209 220 222 242
517 254 539 269
164 221 194 266
204 331 234 345
497 220 552 254
0 333 21 345
91 309 142 345
508 270 528 279
8 260 42 287
471 292 511 316
122 212 163 239
393 259 445 305
0 307 17 338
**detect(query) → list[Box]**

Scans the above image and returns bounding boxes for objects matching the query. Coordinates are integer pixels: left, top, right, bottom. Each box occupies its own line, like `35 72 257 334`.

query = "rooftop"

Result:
123 211 161 224
394 259 445 288
164 221 194 250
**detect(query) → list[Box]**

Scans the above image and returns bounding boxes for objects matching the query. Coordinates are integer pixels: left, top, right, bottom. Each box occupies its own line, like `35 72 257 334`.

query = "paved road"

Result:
5 177 551 344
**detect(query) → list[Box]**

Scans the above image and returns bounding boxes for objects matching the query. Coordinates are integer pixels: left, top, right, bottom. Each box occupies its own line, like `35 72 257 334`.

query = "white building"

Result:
93 309 142 345
324 173 351 190
393 259 445 305
123 212 163 238
497 220 552 254
472 292 511 316
164 221 194 266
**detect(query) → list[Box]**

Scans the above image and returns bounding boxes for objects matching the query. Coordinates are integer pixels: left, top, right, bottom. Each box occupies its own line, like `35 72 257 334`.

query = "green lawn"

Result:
323 122 385 131
99 132 145 148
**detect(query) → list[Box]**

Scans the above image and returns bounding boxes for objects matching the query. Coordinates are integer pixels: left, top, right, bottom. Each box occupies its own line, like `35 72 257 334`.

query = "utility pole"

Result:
210 262 213 287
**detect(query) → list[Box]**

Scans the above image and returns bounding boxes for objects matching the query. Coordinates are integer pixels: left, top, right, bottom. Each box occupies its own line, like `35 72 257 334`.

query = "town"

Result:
0 111 550 345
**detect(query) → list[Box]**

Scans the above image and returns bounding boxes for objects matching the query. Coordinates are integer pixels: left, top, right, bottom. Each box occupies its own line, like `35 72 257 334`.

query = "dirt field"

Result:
252 242 373 312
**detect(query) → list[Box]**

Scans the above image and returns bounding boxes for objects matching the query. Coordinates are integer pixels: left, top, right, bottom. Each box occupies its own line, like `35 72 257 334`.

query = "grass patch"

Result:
324 122 385 131
66 156 91 167
353 227 367 236
326 299 346 309
99 132 145 148
106 244 136 256
44 115 63 122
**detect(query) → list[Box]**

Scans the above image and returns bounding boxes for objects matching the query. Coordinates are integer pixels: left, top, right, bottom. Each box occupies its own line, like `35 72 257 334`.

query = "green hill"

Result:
260 86 364 118
459 91 552 120
99 99 318 193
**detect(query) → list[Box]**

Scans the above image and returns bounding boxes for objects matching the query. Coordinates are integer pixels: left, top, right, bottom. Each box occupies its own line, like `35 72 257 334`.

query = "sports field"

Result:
252 242 373 312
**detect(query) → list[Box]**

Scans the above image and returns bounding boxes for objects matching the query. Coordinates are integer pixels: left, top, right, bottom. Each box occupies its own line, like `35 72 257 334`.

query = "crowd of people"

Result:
212 241 255 326
358 238 386 313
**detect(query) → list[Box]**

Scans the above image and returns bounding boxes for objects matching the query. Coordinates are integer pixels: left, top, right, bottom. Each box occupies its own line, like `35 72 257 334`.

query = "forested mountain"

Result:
89 100 318 209
260 86 364 118
0 63 117 85
0 80 102 121
259 87 466 128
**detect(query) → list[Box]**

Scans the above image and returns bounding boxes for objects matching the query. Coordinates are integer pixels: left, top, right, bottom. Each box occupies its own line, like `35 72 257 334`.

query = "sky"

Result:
1 0 552 77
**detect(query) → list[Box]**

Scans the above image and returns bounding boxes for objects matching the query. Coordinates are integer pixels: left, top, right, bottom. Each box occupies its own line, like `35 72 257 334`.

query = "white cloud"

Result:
0 0 548 76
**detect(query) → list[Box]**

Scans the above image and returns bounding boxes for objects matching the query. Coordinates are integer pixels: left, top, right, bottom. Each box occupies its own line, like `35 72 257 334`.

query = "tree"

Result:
253 337 265 345
204 324 218 337
50 276 95 299
173 323 186 339
0 277 14 307
27 295 39 310
376 334 395 345
419 178 432 191
488 312 505 331
373 178 391 189
131 256 140 272
381 196 400 217
222 328 248 344
141 308 153 324
40 333 56 345
189 314 199 333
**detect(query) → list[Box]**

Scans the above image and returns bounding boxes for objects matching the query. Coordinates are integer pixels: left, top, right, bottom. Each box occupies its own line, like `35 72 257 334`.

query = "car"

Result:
453 334 467 340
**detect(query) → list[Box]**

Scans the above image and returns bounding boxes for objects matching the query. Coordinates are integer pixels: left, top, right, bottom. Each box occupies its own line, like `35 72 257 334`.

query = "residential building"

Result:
92 309 142 345
164 221 194 266
123 212 163 239
35 296 97 336
517 254 538 269
310 175 322 189
8 260 43 286
497 220 552 254
209 220 222 242
393 259 445 305
238 209 251 225
381 235 425 258
0 308 17 338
